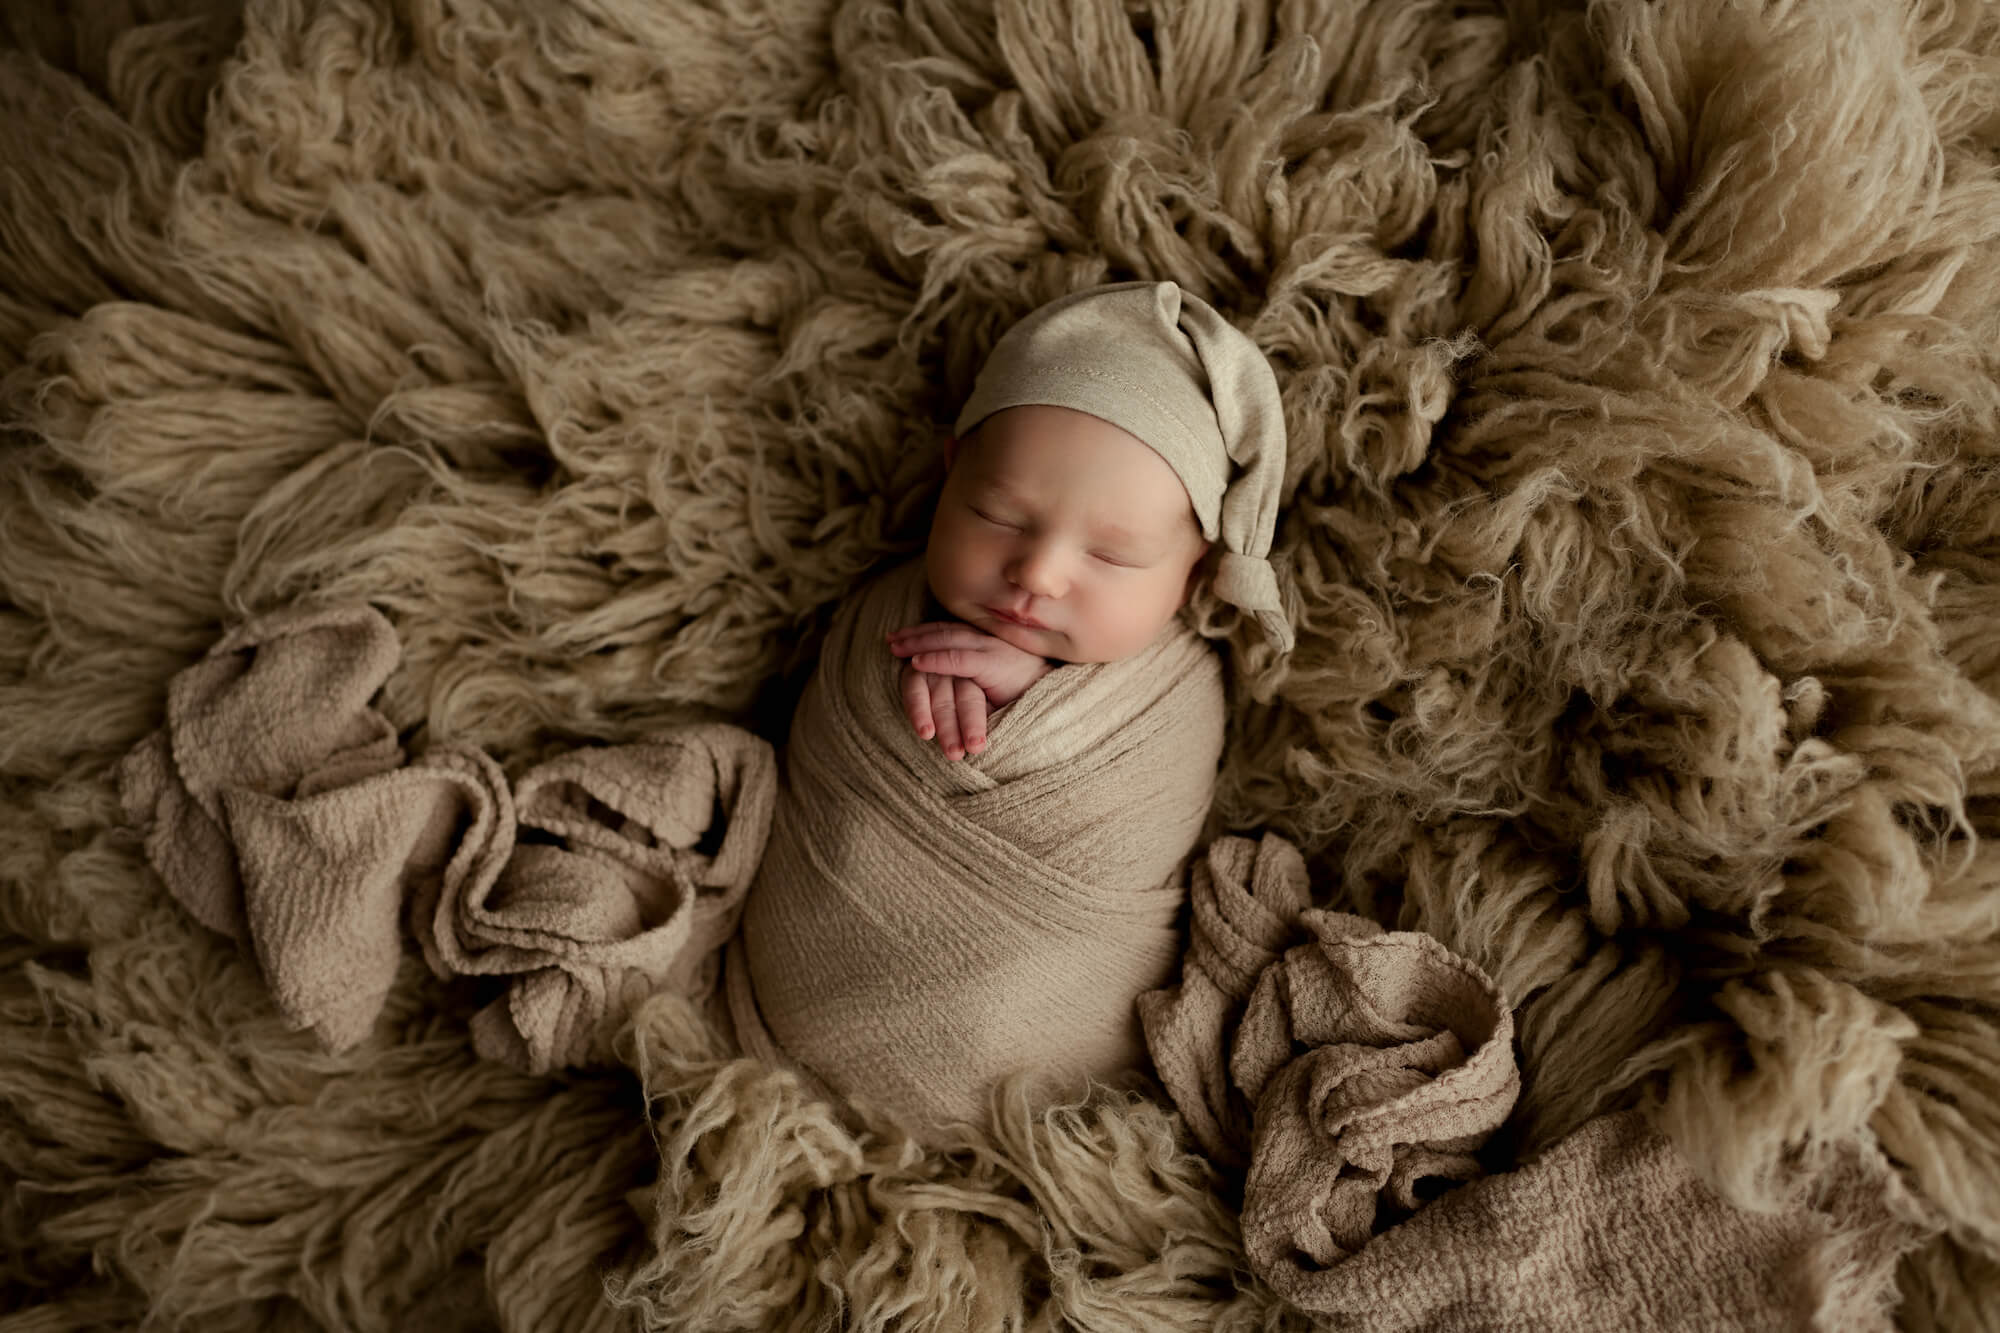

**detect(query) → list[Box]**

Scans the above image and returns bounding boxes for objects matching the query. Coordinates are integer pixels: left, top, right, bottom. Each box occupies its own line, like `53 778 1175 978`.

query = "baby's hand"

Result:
887 622 1053 761
888 622 1053 706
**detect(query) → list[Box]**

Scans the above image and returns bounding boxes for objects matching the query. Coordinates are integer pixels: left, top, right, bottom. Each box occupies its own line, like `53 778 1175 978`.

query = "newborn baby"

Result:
726 281 1292 1136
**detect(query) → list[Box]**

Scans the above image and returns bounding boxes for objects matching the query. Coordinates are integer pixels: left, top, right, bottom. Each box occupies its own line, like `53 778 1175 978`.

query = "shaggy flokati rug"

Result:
3 0 1999 1328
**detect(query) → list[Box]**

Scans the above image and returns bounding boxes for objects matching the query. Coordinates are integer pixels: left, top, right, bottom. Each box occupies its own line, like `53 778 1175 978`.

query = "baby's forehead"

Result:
977 466 1184 520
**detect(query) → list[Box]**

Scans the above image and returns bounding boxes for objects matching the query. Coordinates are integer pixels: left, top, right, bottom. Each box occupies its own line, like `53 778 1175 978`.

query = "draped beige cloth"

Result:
1140 835 1935 1331
119 601 775 1072
411 729 775 1073
729 559 1226 1132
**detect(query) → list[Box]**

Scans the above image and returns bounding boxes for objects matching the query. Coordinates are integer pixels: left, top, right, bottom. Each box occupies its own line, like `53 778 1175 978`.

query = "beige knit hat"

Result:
954 281 1293 653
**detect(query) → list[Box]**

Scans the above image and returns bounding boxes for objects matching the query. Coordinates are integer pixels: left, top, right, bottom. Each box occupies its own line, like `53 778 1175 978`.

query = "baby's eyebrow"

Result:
1094 498 1190 545
1088 517 1148 546
968 480 1029 507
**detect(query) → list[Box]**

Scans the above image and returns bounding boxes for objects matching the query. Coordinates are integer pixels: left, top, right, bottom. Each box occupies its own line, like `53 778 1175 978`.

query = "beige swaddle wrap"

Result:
728 559 1225 1132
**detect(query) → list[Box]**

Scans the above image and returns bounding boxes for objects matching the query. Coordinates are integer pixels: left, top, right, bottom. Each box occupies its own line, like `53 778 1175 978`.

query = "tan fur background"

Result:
3 0 1998 1328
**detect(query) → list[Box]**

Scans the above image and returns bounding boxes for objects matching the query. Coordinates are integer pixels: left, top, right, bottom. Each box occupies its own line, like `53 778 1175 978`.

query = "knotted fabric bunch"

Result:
120 603 774 1072
1140 835 1934 1331
729 559 1226 1133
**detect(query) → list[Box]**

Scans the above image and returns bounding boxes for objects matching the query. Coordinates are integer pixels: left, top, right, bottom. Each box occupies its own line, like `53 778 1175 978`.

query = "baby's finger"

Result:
929 672 964 760
909 646 984 678
900 663 935 741
956 676 987 755
887 622 990 657
885 621 946 651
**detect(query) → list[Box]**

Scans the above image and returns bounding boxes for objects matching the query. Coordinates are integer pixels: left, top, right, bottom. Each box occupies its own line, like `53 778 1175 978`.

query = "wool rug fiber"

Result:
2 0 1998 1328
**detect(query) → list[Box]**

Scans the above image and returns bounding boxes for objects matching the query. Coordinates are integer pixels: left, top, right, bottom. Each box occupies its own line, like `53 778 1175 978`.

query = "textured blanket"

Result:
729 558 1224 1131
119 600 775 1072
1142 834 1931 1330
5 0 1999 1329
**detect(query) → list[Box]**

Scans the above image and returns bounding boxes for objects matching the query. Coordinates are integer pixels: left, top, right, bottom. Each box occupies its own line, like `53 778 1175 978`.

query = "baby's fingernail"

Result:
918 725 934 739
946 747 962 761
968 738 985 753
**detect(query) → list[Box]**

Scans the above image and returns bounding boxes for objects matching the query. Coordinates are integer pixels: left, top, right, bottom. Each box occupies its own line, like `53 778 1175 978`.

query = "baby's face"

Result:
925 406 1209 664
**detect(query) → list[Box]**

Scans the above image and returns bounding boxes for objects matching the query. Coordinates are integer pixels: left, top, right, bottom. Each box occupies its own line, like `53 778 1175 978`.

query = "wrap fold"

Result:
731 558 1225 1132
415 730 775 1073
1139 834 1936 1330
120 602 775 1070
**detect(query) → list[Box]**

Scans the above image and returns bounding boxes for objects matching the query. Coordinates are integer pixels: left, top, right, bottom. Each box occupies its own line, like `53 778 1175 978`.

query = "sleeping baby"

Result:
724 281 1293 1136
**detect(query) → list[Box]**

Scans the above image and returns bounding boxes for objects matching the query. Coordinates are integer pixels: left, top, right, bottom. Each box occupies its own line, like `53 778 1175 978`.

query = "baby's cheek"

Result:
934 525 985 579
924 531 971 596
1123 578 1186 653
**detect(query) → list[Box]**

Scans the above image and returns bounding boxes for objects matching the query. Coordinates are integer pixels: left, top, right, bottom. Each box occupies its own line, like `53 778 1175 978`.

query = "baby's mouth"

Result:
985 605 1050 631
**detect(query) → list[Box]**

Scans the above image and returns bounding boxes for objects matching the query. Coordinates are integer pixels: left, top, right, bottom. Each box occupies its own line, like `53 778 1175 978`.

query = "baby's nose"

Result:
1007 547 1068 598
